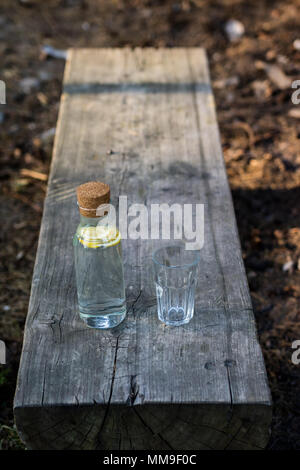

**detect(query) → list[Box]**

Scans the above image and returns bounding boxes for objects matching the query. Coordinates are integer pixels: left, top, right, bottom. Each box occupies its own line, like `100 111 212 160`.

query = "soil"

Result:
0 0 300 450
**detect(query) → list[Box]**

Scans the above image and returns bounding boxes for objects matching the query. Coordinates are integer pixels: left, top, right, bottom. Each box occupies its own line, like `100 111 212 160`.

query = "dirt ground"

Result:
0 0 300 450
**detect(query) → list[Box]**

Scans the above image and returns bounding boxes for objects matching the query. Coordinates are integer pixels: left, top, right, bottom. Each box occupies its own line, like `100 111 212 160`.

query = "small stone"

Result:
251 80 271 100
39 127 56 142
38 70 53 81
225 19 245 42
247 271 257 279
14 221 27 230
14 148 22 158
288 108 300 119
213 75 240 89
9 124 19 133
16 251 24 261
81 22 90 31
277 55 288 65
293 39 300 51
140 8 152 18
226 91 235 103
282 260 294 272
32 137 41 148
212 52 221 62
19 77 40 94
37 92 48 106
264 63 291 89
24 153 34 163
265 50 276 60
41 45 67 60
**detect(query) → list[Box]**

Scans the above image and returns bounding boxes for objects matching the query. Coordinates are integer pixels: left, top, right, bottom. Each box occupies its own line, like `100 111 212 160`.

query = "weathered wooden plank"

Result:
14 48 271 450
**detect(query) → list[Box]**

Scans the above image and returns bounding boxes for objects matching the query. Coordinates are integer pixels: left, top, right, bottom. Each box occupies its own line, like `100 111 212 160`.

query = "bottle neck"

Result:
78 201 110 224
79 213 109 226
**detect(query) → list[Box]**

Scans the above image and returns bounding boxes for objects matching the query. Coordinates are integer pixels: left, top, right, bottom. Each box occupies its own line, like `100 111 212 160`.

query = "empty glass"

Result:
152 244 200 326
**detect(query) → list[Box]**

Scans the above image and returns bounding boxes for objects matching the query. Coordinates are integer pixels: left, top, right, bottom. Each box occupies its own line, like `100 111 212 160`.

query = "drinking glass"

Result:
152 244 200 326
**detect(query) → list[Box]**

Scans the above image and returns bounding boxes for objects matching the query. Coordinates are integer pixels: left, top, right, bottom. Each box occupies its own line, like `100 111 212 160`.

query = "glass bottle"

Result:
73 181 126 329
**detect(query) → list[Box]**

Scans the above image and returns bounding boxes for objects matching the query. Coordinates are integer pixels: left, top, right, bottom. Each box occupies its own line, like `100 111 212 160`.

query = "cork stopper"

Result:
76 181 110 218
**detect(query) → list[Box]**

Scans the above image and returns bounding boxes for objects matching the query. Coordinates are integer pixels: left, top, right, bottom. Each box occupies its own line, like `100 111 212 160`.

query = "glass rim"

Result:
152 243 200 269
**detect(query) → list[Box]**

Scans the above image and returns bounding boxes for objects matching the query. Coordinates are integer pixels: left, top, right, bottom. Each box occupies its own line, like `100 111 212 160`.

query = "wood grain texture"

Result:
14 48 271 450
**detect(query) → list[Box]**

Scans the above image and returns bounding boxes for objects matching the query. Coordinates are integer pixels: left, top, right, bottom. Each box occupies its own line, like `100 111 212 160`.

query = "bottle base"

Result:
80 308 126 329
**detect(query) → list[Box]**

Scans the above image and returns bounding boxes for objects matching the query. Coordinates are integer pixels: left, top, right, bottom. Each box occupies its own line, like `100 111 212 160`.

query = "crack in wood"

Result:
95 335 120 449
133 408 174 450
130 290 143 317
126 375 139 406
224 422 244 450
